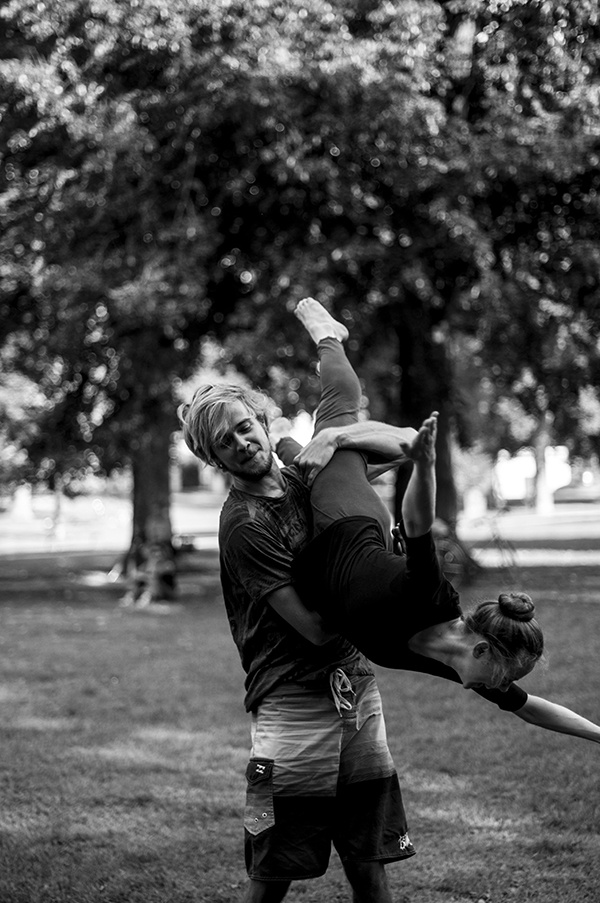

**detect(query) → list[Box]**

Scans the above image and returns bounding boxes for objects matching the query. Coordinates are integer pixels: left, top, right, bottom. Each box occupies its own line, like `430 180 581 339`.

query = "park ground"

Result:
1 498 599 902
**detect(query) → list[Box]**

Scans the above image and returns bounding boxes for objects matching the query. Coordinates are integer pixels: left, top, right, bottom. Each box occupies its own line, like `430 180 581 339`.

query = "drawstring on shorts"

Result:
329 668 355 716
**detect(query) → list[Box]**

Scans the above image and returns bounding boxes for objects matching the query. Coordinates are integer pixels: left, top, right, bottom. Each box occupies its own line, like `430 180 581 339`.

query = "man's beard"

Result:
229 449 274 482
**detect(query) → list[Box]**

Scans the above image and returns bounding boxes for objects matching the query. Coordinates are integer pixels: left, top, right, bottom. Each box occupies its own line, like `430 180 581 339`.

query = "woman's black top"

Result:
293 516 527 712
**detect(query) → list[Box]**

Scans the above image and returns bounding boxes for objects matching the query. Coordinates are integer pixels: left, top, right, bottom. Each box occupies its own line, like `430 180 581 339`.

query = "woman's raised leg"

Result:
293 299 392 539
294 298 361 432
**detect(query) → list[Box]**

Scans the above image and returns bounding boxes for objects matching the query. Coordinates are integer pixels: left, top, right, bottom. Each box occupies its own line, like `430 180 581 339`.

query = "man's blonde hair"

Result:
177 384 271 468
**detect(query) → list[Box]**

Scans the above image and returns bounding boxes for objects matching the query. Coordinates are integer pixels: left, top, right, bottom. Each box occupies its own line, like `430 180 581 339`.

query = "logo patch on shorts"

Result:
246 758 273 785
398 832 415 856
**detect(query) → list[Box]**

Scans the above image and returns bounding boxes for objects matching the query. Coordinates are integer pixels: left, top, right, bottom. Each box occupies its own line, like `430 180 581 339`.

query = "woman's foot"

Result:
294 297 349 344
403 412 438 464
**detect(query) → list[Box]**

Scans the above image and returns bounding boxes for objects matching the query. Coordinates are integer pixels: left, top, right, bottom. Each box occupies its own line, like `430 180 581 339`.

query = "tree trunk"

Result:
389 307 477 585
392 313 458 528
533 409 555 516
122 411 177 604
393 410 458 528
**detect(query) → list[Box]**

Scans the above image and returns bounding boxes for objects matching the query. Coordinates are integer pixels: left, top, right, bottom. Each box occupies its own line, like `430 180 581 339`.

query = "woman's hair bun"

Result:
498 591 535 622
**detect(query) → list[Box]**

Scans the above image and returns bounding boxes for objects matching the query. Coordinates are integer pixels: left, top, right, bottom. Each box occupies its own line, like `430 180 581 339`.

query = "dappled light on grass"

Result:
402 767 470 794
11 716 79 732
75 742 185 769
416 799 535 837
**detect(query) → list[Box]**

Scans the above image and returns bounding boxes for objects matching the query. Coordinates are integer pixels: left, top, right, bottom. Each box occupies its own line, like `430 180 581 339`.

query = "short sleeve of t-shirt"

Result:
473 682 527 711
221 520 297 605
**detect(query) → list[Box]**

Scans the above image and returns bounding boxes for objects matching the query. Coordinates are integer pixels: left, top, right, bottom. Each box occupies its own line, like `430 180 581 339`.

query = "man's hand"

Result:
293 427 339 487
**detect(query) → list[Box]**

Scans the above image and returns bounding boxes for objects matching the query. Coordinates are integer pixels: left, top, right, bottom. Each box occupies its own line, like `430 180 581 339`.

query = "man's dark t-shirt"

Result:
293 516 528 713
219 467 369 712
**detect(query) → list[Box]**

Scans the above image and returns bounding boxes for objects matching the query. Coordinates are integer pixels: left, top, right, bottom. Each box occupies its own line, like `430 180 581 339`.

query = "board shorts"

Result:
244 671 415 881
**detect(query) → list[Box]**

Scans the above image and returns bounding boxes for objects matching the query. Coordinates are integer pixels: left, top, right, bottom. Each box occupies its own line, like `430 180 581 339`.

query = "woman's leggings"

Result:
306 338 394 543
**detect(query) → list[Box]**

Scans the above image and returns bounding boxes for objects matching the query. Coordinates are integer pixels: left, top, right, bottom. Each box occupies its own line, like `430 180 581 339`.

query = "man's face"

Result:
213 401 274 481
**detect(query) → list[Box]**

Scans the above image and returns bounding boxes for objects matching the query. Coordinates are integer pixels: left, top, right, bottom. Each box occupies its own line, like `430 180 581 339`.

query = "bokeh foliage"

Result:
1 0 599 534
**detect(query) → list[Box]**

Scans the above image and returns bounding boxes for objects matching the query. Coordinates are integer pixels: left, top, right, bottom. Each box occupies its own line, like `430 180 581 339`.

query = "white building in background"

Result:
494 446 572 505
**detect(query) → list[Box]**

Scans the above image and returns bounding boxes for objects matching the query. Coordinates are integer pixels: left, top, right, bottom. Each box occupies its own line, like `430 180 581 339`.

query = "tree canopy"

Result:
1 0 599 543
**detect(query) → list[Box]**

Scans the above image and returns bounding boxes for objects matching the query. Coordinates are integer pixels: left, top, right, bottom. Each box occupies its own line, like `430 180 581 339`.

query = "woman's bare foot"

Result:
294 297 349 344
402 412 438 464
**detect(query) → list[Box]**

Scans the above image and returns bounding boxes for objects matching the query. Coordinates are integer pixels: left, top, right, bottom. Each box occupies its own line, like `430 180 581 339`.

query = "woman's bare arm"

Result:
401 413 438 538
514 694 600 743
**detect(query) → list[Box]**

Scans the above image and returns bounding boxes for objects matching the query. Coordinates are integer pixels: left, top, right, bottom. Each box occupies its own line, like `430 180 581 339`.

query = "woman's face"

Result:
460 642 533 692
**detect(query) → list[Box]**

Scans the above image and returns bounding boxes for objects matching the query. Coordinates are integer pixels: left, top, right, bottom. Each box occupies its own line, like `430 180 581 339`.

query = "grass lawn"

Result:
1 553 599 902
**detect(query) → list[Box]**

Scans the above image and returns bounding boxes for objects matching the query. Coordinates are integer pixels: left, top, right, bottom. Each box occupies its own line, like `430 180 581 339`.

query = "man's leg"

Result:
342 861 394 903
242 879 291 903
332 675 415 902
244 687 343 892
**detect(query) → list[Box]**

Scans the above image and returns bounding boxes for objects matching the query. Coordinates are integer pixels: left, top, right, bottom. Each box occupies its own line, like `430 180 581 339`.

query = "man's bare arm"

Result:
293 422 418 487
275 432 410 483
365 457 412 482
266 585 337 645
